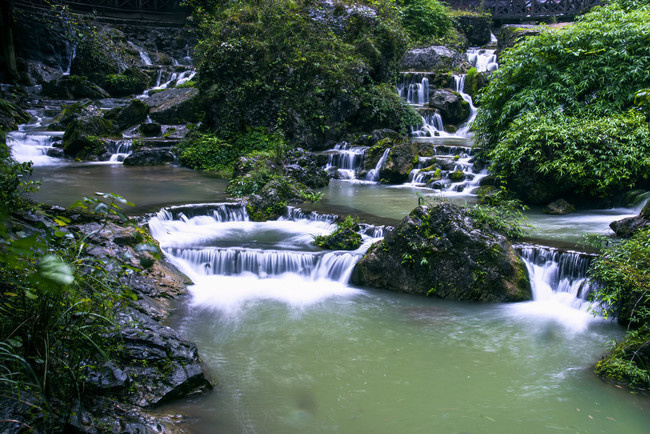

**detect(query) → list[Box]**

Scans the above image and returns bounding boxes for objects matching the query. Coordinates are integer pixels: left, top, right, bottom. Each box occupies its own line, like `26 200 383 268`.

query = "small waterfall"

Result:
324 143 367 179
511 245 604 331
366 148 390 182
7 110 64 166
453 74 478 137
155 203 250 223
466 48 498 73
280 207 338 224
397 75 429 105
129 42 153 66
61 40 76 75
107 139 133 162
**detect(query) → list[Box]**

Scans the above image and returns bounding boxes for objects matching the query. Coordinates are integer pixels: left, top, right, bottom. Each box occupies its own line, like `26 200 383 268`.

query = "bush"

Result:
589 228 650 388
194 0 412 146
474 4 650 201
398 0 452 45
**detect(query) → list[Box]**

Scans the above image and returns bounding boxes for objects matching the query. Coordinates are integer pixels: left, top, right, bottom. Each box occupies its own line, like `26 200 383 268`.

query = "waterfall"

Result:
324 143 367 180
397 75 429 105
466 48 498 73
366 148 390 182
107 139 133 162
148 204 382 312
7 110 63 166
453 74 478 137
129 42 153 66
61 40 76 75
513 245 603 331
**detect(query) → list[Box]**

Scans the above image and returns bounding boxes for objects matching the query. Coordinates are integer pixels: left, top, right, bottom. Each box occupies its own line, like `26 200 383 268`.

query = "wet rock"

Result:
429 88 470 125
497 25 544 60
63 115 120 159
123 149 175 166
139 122 162 136
284 148 330 188
454 14 491 47
544 198 575 215
610 200 650 237
399 45 471 73
147 88 200 124
48 99 96 131
0 99 30 131
104 99 149 130
42 75 110 99
103 67 151 97
352 203 531 302
449 169 465 182
378 139 418 184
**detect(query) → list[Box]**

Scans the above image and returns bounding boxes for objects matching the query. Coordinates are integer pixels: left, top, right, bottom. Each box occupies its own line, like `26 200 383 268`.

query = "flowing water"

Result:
5 39 649 433
148 204 650 433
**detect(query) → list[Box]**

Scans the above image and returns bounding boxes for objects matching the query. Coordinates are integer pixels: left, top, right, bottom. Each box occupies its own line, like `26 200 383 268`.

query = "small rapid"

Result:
149 204 384 314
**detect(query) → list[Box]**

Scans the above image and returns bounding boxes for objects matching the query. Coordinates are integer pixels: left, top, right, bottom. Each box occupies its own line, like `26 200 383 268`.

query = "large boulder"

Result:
610 200 650 238
352 203 531 302
283 148 330 188
429 88 470 125
104 99 149 130
41 75 110 100
454 13 492 47
497 25 544 60
379 139 418 184
399 46 471 73
123 149 175 166
63 115 121 159
0 99 30 132
147 88 200 124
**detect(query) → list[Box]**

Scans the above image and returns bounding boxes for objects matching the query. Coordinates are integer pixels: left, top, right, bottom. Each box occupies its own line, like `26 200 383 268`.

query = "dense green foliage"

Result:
589 228 650 388
193 0 423 146
314 215 363 250
398 0 451 45
177 128 285 175
474 4 650 202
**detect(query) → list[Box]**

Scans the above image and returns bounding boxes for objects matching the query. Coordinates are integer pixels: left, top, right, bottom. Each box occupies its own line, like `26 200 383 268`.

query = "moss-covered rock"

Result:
351 203 531 302
103 68 151 97
104 99 149 130
314 227 363 250
63 116 120 159
429 88 470 125
41 75 111 99
378 138 418 184
399 45 471 73
147 88 200 124
0 99 30 132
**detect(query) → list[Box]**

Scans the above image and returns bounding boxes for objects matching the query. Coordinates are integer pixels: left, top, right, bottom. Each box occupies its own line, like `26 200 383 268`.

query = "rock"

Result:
139 122 162 136
454 14 492 47
103 67 151 97
429 89 470 124
123 149 175 166
544 198 575 215
63 115 121 159
48 99 97 131
449 169 465 182
314 227 362 250
283 148 330 188
41 75 110 99
104 99 149 130
610 200 650 237
147 88 200 124
0 99 30 132
378 139 418 184
497 25 544 60
351 203 531 302
399 45 471 73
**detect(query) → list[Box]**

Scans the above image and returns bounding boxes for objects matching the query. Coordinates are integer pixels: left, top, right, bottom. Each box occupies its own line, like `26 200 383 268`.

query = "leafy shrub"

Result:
398 0 452 45
468 188 531 240
194 0 412 145
474 4 650 201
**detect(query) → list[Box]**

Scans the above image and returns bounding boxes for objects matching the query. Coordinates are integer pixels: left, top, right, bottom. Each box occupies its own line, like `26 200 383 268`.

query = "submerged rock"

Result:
352 203 531 302
544 198 575 215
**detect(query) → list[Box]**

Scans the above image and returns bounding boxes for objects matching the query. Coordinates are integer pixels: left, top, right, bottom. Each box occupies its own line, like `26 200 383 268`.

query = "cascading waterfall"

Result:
397 74 429 105
7 110 63 166
107 139 133 162
365 148 391 182
513 245 603 331
129 41 153 66
148 203 383 312
453 75 478 137
324 143 367 180
466 48 498 73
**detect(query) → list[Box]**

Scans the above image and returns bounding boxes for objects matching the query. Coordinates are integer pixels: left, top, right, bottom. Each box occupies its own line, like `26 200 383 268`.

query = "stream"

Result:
5 45 649 433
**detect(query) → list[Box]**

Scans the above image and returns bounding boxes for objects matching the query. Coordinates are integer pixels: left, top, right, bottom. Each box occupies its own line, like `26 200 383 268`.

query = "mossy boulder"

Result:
103 68 151 97
314 227 363 251
41 75 111 100
378 139 418 184
0 99 30 132
610 200 650 238
453 12 492 47
104 99 149 130
147 88 200 124
429 89 470 125
63 116 120 159
351 203 531 302
544 198 575 215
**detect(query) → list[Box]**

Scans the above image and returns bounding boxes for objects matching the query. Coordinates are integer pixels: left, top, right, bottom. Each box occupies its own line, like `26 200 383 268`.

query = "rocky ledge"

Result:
351 203 531 302
0 207 213 432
